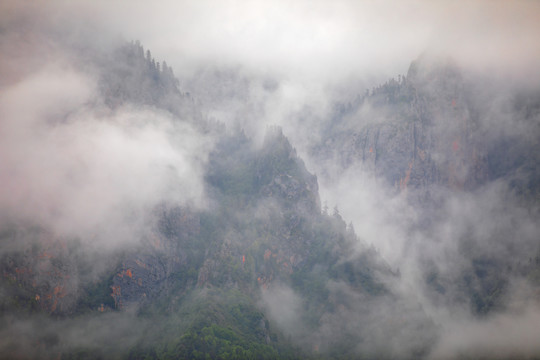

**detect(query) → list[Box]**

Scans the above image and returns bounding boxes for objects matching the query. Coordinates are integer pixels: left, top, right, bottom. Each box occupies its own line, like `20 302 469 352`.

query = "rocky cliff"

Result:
310 55 540 319
311 55 540 200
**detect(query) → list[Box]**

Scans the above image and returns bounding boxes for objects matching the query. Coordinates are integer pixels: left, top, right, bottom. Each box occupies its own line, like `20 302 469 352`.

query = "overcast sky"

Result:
108 0 540 81
3 0 540 83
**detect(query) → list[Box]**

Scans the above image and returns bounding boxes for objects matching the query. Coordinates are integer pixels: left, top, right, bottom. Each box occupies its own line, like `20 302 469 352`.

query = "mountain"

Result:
309 53 540 317
0 41 436 359
1 41 539 360
312 54 540 199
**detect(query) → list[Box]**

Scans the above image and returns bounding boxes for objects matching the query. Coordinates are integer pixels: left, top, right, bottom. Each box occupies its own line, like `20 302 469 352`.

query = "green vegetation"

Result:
127 288 300 359
77 273 116 312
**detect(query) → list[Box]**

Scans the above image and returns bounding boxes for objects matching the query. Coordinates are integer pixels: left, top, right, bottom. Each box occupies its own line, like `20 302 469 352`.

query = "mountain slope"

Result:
0 41 437 359
309 54 540 320
312 55 540 198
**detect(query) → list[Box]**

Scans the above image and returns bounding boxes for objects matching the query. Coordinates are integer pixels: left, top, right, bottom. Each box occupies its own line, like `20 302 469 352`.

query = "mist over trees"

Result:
1 1 540 359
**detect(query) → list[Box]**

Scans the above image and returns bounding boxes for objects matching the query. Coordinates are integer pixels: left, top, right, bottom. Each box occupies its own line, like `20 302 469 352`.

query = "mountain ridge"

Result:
1 39 539 359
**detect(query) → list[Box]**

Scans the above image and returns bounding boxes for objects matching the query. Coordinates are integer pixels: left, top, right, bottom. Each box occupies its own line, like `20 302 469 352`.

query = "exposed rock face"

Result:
309 55 540 320
312 56 494 196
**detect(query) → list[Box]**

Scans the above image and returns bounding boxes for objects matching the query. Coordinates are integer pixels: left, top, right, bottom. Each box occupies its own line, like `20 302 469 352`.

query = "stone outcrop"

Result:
312 56 493 197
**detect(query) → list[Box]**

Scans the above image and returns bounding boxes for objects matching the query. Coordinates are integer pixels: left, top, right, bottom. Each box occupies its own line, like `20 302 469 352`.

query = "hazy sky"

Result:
106 0 540 82
3 0 540 82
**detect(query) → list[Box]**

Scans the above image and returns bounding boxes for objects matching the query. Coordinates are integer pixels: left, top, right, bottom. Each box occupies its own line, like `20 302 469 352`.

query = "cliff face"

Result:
309 55 540 319
312 56 505 196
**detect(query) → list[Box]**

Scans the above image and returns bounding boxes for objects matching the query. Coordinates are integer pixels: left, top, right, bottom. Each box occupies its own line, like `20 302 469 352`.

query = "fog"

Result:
0 63 210 249
82 0 540 81
2 0 540 358
0 309 147 359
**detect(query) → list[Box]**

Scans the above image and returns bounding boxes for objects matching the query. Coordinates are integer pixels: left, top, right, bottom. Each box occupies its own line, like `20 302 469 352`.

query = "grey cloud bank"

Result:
0 56 210 250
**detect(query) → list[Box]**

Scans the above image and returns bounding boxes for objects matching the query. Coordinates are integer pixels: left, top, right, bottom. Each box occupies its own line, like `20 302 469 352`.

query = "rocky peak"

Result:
258 126 320 215
312 55 490 197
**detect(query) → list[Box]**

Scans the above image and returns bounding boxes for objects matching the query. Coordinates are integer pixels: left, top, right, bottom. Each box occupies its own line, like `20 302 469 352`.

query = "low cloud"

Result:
0 310 147 359
0 63 211 249
431 304 540 359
